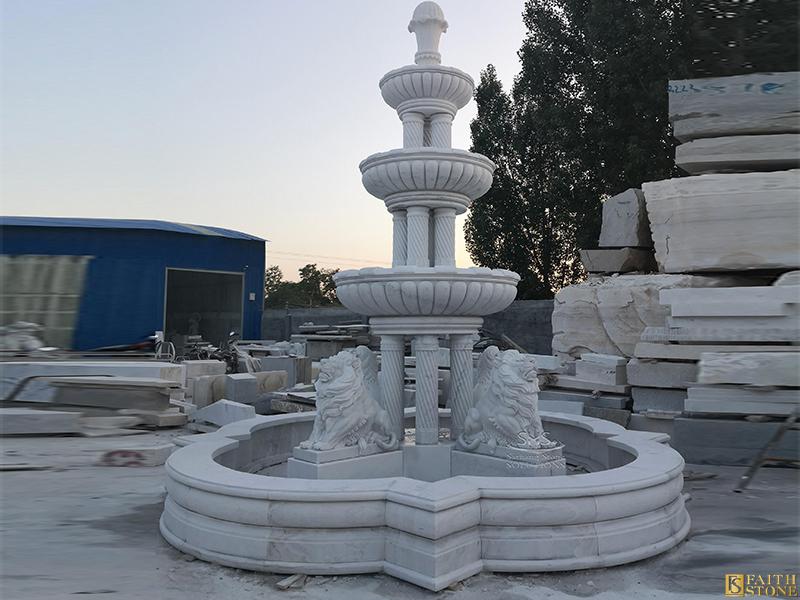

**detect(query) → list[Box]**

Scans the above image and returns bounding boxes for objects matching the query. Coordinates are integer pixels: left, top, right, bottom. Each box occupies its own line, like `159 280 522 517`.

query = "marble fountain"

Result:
159 3 690 591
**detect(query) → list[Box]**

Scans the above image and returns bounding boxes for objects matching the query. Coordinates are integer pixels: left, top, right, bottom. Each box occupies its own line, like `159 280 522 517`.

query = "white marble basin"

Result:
380 65 474 115
360 148 495 209
333 267 519 317
160 410 691 591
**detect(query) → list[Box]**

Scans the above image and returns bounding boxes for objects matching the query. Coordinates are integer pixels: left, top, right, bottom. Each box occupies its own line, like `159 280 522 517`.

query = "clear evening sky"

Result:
1 0 525 279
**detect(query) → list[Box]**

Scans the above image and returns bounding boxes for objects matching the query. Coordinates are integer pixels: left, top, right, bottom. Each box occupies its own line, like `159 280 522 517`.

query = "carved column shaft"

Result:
392 210 407 267
414 334 440 445
430 113 453 148
448 333 475 440
406 206 430 267
433 207 456 267
380 335 405 441
401 112 425 148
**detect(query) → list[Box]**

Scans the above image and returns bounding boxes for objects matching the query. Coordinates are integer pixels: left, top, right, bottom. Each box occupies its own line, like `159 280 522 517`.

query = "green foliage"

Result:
465 0 796 299
466 0 691 299
686 0 799 77
264 263 340 308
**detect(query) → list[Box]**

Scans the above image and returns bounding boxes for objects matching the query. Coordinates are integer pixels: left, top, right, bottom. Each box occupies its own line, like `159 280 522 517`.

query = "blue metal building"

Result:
1 217 265 350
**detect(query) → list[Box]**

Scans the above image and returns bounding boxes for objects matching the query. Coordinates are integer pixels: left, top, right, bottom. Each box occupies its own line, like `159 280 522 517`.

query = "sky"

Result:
1 0 526 279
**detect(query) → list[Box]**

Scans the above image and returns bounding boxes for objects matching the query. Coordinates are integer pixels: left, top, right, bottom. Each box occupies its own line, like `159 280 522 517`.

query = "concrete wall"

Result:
262 299 554 355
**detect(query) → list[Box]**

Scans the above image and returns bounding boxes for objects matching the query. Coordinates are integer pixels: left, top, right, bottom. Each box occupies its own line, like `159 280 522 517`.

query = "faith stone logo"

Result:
725 573 799 597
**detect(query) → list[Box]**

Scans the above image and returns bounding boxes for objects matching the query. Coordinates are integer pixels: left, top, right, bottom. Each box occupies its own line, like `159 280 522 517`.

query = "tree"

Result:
466 1 691 299
264 263 340 308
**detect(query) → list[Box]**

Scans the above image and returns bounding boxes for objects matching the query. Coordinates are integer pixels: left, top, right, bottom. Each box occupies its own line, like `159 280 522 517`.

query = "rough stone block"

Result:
675 134 800 174
668 72 800 142
0 408 80 435
631 387 687 413
191 400 256 427
598 188 653 248
552 375 630 395
253 370 288 396
628 413 675 438
0 361 184 403
627 359 697 389
698 352 800 387
49 377 177 411
634 341 799 361
224 373 258 405
551 274 744 358
580 248 656 274
643 171 800 272
540 388 631 410
575 359 627 385
685 385 800 416
583 406 631 427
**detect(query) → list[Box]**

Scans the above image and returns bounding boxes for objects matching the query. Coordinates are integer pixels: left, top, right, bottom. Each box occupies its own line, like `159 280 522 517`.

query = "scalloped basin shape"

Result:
160 410 690 592
359 148 496 202
379 65 474 110
333 267 520 317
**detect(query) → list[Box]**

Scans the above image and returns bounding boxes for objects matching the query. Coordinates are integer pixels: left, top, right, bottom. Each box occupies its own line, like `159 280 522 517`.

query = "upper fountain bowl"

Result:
380 65 474 116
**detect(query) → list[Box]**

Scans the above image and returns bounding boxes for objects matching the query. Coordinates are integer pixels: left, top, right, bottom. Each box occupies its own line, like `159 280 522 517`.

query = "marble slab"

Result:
668 72 800 142
698 352 800 387
675 134 800 174
643 170 800 272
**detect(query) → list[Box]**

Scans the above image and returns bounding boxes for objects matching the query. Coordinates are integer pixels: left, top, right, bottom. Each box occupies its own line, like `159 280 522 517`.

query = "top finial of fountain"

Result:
408 2 448 66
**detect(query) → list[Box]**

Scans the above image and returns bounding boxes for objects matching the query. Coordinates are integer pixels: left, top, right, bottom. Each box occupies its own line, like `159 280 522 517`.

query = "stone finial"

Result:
408 1 448 65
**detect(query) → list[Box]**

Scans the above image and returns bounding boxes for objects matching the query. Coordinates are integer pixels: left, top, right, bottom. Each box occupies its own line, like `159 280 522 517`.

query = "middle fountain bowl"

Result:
359 148 496 213
334 266 520 317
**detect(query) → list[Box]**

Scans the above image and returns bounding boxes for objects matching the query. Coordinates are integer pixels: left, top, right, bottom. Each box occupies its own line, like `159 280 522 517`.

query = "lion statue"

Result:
458 347 557 452
300 346 398 452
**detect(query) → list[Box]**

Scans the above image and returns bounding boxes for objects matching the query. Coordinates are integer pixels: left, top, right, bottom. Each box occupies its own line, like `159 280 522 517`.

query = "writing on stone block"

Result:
667 81 786 95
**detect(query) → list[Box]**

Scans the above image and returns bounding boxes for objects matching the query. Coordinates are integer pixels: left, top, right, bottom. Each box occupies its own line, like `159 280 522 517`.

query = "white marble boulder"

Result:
598 188 653 248
642 170 800 273
551 274 745 359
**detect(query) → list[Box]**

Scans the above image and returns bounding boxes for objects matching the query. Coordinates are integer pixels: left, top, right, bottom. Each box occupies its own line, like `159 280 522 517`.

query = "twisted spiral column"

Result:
380 335 405 441
414 335 440 445
430 113 453 148
401 112 424 147
433 207 456 267
406 206 430 267
448 333 476 441
391 210 407 267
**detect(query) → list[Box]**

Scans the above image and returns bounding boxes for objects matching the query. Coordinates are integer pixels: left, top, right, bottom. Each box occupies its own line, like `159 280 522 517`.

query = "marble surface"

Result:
643 170 800 272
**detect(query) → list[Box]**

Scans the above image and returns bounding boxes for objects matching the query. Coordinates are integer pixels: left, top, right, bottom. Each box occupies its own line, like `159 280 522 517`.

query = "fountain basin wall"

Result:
161 411 690 591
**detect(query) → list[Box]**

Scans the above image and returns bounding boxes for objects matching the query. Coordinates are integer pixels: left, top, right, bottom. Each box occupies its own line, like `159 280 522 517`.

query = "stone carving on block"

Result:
300 347 398 452
458 347 558 451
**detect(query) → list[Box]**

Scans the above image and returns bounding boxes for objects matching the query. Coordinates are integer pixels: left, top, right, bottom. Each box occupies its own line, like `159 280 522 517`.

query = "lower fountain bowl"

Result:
333 266 520 317
160 410 690 591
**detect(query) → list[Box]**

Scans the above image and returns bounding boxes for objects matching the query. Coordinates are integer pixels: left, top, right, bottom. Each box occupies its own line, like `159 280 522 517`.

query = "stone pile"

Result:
579 188 656 274
631 72 800 462
550 71 799 464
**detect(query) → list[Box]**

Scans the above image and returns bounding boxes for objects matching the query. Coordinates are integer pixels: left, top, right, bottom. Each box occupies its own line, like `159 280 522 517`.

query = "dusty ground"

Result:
1 432 798 600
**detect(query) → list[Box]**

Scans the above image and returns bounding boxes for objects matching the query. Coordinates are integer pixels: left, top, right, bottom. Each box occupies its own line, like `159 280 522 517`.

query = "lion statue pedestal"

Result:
453 347 566 477
287 346 402 480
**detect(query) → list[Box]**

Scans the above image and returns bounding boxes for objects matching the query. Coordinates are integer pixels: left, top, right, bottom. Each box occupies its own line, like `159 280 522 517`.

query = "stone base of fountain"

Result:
287 440 566 481
160 409 690 591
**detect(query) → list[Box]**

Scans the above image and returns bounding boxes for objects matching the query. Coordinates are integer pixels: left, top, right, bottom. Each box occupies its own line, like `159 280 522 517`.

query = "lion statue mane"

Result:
300 346 398 452
458 346 557 451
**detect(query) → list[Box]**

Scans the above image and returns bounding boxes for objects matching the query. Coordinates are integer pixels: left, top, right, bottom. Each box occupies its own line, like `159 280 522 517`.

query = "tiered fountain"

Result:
160 3 690 590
